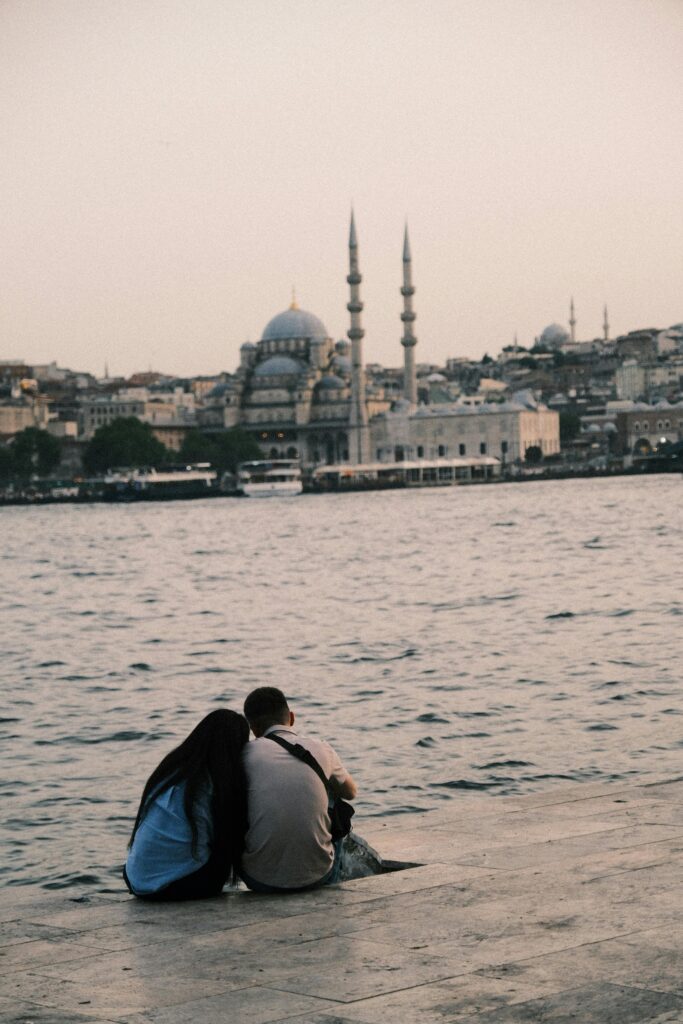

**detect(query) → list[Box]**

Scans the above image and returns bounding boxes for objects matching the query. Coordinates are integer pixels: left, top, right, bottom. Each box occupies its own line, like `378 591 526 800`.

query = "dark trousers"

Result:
123 853 229 901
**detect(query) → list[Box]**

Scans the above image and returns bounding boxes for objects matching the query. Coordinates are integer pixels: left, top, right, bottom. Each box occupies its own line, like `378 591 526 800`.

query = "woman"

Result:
124 709 249 900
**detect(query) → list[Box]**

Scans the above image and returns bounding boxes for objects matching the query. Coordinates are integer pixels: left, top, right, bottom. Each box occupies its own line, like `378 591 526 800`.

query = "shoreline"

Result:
0 462 678 509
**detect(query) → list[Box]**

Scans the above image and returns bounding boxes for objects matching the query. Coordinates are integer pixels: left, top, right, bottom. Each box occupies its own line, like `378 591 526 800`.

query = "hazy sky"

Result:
2 0 682 378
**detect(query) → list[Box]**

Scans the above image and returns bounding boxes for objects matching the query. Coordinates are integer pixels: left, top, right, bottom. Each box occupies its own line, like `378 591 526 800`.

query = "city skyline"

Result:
2 0 683 378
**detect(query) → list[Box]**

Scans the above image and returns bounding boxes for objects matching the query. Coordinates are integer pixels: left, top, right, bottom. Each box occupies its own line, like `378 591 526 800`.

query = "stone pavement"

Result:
2 776 683 1023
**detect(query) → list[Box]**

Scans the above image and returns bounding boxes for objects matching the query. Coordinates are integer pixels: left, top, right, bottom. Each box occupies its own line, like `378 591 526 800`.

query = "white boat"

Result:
236 459 303 497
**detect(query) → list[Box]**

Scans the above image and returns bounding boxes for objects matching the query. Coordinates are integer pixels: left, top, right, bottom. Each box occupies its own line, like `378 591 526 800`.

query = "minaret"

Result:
603 304 610 342
400 225 418 405
347 211 370 464
569 297 576 343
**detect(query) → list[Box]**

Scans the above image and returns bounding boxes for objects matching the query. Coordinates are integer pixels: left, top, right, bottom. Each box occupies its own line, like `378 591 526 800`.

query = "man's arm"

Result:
330 772 358 800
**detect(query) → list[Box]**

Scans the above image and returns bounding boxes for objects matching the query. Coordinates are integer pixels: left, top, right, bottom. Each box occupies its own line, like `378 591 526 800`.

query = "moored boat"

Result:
102 464 218 501
236 459 303 497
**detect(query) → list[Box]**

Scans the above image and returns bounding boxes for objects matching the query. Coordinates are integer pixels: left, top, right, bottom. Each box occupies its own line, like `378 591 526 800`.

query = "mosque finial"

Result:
349 209 358 249
403 224 412 262
290 286 299 311
569 296 576 343
603 304 610 342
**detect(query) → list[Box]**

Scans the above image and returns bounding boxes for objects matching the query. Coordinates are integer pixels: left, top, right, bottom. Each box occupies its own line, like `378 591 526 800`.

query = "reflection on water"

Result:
1 475 681 891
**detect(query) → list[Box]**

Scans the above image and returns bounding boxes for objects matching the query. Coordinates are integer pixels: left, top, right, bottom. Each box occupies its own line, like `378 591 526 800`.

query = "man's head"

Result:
243 686 294 737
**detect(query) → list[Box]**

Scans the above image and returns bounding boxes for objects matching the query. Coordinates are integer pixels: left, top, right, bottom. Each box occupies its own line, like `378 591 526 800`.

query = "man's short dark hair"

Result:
243 687 290 734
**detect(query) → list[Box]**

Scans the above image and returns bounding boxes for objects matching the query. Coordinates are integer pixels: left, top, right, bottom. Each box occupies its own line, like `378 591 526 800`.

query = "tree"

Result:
213 428 264 473
525 445 543 464
83 418 168 474
0 445 14 482
559 411 581 444
178 427 263 474
11 427 61 479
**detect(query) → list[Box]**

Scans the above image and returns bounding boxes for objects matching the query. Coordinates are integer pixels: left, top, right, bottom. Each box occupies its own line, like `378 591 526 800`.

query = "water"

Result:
1 475 681 892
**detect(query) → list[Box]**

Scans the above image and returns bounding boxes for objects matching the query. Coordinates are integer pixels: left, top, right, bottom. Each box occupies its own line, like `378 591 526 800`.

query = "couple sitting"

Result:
123 686 357 899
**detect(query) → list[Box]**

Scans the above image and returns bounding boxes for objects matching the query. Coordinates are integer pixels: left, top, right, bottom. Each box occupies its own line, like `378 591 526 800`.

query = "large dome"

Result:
261 307 329 343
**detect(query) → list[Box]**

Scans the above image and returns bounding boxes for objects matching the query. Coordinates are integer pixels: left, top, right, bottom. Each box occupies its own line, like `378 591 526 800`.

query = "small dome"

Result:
332 354 351 373
426 372 447 383
206 382 231 398
261 307 328 343
335 339 350 354
252 355 305 378
540 323 570 349
316 374 346 390
241 341 256 350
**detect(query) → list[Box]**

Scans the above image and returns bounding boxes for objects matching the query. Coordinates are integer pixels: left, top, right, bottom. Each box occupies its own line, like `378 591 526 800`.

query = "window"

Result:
501 440 508 455
480 442 487 455
664 420 671 429
459 443 466 456
417 445 424 458
657 421 663 430
437 444 446 457
642 421 649 429
634 421 640 430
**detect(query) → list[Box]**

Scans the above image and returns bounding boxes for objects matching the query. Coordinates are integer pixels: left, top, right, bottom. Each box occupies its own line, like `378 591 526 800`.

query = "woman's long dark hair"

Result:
129 709 249 884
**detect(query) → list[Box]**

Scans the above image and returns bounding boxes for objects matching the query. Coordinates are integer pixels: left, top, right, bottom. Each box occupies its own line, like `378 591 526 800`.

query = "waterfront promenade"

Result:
2 776 683 1023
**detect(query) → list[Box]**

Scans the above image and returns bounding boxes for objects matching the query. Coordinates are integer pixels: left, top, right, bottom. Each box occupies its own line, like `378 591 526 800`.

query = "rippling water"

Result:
2 475 681 892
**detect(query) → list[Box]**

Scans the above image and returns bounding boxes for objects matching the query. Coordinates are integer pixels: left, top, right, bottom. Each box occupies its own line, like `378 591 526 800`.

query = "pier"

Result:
2 776 683 1023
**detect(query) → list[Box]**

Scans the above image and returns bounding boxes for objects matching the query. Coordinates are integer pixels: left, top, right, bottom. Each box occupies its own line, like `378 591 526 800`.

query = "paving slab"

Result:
2 777 683 1024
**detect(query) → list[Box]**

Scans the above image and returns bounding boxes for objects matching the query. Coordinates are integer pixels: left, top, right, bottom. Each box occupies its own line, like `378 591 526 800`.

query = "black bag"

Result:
266 733 355 840
327 796 355 841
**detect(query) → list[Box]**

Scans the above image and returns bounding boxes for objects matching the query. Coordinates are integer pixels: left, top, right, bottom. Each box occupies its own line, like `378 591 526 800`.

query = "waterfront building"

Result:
78 388 196 449
372 394 560 465
613 399 683 456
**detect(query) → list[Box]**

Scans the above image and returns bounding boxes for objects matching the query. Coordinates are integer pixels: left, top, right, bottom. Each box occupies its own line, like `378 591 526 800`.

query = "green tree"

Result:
83 418 168 474
177 428 218 466
525 445 543 464
559 411 581 444
0 445 15 482
11 427 61 479
178 427 263 474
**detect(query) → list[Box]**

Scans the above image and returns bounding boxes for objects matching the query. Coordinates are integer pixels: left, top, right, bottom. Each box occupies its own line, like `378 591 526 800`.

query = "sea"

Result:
1 474 681 892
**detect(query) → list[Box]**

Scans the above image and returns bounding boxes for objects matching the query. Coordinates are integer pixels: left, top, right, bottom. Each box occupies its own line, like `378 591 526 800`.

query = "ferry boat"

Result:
311 456 501 491
236 459 303 497
102 464 218 501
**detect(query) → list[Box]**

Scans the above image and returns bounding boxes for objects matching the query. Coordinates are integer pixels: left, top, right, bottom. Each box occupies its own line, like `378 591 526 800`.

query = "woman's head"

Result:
174 708 250 781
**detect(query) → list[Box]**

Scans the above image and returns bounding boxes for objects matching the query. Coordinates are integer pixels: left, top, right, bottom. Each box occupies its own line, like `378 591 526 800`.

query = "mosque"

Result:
203 212 399 465
203 213 559 467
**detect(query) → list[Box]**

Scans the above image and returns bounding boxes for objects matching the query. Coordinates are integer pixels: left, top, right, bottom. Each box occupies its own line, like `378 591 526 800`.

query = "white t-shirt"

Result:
241 725 350 889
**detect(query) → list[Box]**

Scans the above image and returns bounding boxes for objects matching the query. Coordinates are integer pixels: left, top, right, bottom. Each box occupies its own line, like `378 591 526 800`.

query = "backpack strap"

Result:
265 733 330 793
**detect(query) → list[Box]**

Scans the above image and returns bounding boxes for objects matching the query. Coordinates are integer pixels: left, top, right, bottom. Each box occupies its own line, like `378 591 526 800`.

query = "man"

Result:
240 686 357 892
